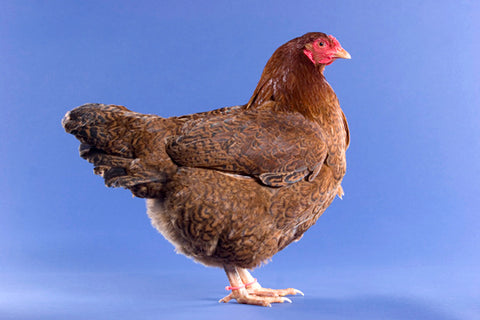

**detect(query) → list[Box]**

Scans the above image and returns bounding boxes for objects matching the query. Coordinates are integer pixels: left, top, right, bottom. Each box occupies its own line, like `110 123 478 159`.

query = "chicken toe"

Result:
219 290 292 307
220 265 302 307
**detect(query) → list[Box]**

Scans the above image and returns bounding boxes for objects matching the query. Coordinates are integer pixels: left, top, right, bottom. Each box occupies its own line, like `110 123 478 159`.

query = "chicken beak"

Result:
334 48 351 59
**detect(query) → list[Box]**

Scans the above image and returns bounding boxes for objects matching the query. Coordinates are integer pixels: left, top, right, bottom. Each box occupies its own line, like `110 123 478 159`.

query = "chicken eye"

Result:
318 42 325 47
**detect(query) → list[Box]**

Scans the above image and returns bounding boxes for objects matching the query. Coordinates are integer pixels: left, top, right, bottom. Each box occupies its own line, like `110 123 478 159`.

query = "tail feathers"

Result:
79 142 167 197
63 103 169 198
62 103 146 158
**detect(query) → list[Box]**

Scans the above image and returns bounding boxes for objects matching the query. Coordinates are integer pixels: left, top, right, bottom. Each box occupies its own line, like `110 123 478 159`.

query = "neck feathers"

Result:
246 43 337 120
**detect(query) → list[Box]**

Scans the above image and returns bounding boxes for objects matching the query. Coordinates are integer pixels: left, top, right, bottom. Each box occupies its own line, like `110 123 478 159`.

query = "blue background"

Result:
1 1 479 319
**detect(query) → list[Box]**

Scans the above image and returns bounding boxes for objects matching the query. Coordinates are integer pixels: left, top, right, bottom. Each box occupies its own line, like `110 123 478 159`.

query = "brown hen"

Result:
62 32 351 307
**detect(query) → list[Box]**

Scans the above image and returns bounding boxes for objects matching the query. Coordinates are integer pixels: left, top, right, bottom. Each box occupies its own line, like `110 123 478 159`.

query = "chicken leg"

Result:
219 265 303 307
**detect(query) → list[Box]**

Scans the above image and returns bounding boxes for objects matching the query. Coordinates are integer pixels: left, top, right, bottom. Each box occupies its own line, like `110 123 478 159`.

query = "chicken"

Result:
62 32 351 307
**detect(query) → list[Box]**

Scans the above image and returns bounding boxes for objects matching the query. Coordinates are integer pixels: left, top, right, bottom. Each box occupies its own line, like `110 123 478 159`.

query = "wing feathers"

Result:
167 108 327 187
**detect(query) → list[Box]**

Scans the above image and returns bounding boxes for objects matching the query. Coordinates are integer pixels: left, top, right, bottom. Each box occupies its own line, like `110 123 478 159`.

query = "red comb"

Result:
328 35 342 50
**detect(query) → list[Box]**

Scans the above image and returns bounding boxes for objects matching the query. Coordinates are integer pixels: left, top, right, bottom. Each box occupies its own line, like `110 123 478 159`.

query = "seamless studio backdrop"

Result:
1 1 479 319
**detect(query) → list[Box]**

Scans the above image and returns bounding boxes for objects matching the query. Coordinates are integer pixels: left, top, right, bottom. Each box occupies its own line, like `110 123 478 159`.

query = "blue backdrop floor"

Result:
1 265 478 320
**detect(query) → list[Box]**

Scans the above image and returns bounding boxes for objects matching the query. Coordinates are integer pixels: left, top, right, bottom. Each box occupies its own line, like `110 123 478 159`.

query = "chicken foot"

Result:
219 265 303 307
